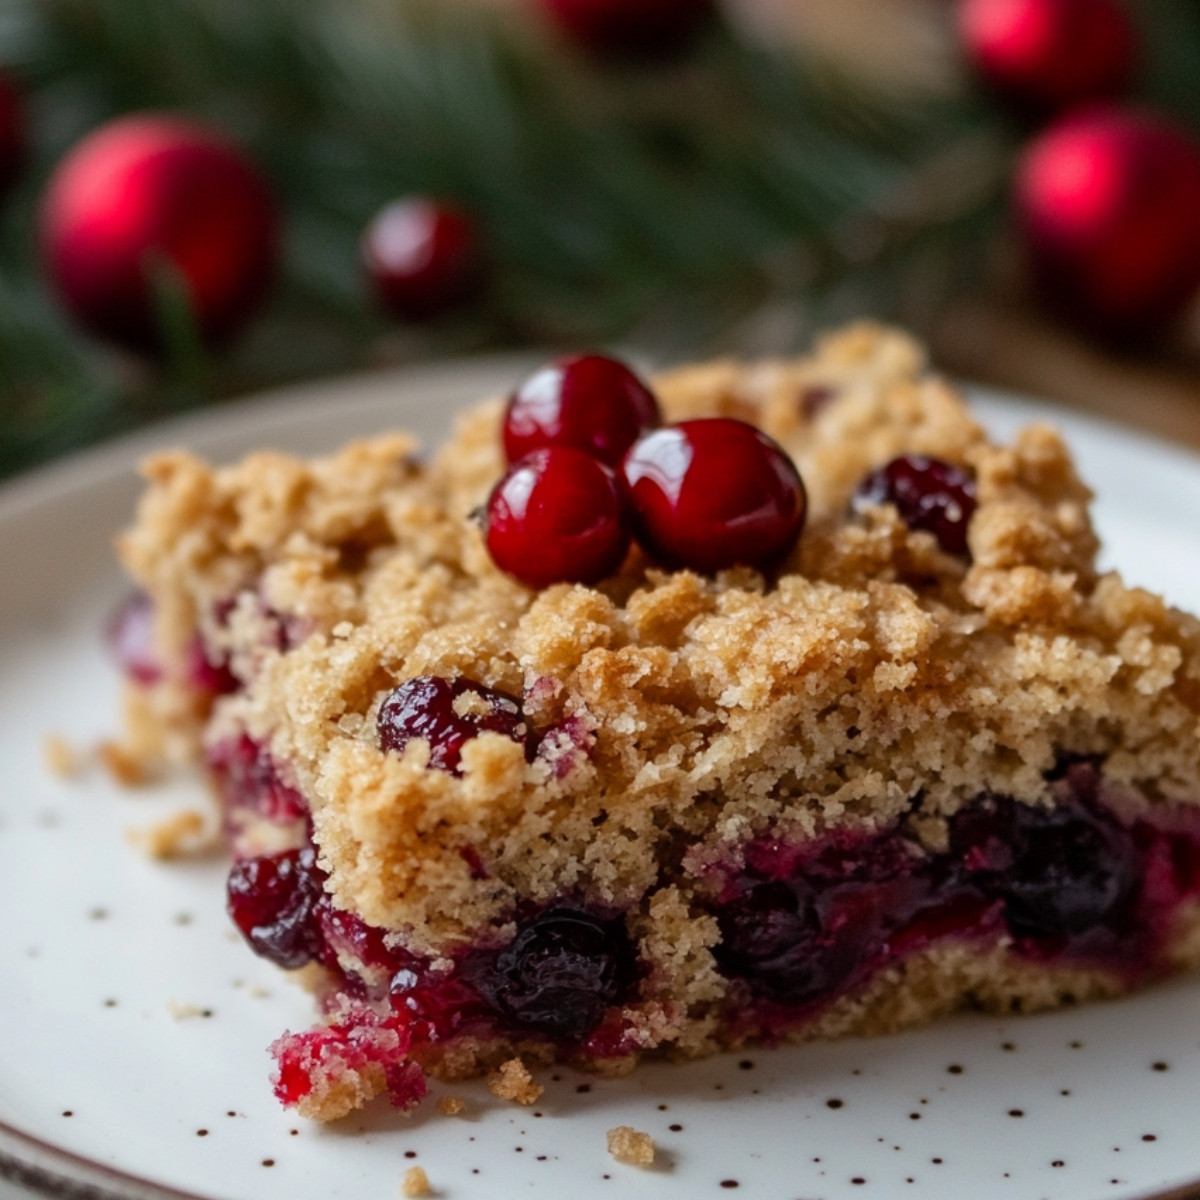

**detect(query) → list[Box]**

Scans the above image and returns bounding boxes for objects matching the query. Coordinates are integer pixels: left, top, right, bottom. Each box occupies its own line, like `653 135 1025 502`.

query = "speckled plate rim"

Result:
4 355 1200 1200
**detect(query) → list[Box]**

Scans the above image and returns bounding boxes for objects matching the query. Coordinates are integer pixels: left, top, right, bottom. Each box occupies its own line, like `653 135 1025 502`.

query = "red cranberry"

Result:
227 846 327 969
377 675 527 776
622 418 806 573
465 907 636 1038
503 354 661 468
105 590 162 685
485 447 630 588
853 455 978 556
949 797 1139 938
362 197 482 321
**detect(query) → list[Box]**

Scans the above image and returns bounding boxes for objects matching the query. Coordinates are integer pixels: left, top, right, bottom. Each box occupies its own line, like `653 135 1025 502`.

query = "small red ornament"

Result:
0 70 26 200
536 0 715 59
957 0 1136 116
39 114 278 354
361 197 483 322
1014 108 1200 336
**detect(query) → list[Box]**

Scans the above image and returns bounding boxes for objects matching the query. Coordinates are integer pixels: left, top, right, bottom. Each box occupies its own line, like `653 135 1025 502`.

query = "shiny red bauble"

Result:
503 354 661 467
622 418 806 574
39 115 278 355
1014 108 1200 336
486 447 630 588
536 0 715 59
957 0 1135 115
362 197 483 322
0 71 26 200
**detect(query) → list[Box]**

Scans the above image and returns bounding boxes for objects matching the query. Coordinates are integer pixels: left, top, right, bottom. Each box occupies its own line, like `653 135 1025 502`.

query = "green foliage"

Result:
4 0 1186 475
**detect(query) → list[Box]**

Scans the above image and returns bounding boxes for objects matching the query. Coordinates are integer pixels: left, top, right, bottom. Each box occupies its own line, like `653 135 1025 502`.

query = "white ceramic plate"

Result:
2 358 1200 1200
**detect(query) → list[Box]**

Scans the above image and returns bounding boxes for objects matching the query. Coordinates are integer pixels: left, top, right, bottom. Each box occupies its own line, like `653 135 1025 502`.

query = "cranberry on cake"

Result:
112 323 1200 1122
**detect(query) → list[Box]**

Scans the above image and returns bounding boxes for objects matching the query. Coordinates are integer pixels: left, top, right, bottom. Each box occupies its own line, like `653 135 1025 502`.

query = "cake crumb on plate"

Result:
436 1095 465 1116
127 808 216 859
487 1058 543 1105
401 1164 430 1196
607 1125 655 1166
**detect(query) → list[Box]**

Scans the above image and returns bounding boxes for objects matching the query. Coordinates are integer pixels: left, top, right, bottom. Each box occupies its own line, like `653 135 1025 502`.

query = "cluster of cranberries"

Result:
484 353 809 588
715 784 1163 1009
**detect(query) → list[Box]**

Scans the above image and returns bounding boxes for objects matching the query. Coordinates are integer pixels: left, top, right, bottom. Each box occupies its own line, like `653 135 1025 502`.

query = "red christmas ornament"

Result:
957 0 1136 116
1014 108 1200 336
536 0 715 59
0 70 26 200
361 197 483 322
39 114 278 354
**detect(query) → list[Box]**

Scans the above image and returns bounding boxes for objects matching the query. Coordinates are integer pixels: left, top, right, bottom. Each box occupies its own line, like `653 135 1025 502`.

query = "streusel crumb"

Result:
401 1165 431 1197
435 1096 465 1116
487 1058 543 1105
607 1126 656 1166
128 808 216 859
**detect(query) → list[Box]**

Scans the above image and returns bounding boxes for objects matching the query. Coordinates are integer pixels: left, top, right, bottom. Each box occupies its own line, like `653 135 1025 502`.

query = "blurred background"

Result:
4 0 1200 477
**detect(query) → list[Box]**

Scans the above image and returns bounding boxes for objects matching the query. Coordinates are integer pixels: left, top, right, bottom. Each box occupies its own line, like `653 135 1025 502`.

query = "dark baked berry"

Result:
362 197 482 321
714 878 831 1001
503 354 661 468
853 455 978 556
485 447 630 588
105 590 162 684
377 675 526 775
622 418 806 573
949 797 1139 938
467 907 635 1038
227 846 327 969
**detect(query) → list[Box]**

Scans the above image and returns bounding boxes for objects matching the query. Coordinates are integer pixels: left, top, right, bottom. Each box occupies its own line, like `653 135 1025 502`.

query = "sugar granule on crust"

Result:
401 1165 431 1197
607 1125 656 1166
487 1058 543 1105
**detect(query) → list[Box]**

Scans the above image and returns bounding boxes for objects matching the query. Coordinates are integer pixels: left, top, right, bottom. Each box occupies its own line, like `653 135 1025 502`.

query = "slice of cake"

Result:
111 324 1200 1122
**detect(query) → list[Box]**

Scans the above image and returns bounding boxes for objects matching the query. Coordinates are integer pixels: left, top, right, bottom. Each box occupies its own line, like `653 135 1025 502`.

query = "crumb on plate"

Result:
487 1058 543 1105
436 1095 465 1116
607 1125 656 1166
401 1164 431 1197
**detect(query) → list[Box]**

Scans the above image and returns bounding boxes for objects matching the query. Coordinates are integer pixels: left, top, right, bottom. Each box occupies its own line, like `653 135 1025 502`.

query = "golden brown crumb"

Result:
606 1126 655 1166
487 1058 543 1105
43 734 85 779
98 739 154 786
166 1000 209 1021
127 809 216 859
401 1165 431 1197
435 1095 465 1116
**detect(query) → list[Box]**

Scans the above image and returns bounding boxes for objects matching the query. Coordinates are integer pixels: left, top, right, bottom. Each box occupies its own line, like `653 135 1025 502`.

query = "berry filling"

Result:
218 708 1200 1114
853 454 978 556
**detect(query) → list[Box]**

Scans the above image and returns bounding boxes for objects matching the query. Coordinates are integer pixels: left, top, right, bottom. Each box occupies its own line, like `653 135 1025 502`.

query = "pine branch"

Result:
0 0 1024 476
